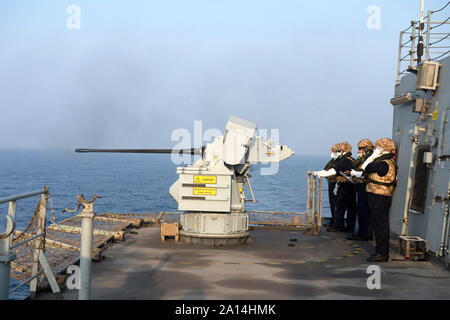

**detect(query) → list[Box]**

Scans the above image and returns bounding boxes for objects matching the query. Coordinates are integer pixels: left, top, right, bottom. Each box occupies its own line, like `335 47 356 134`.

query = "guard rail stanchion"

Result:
79 209 95 300
0 201 17 300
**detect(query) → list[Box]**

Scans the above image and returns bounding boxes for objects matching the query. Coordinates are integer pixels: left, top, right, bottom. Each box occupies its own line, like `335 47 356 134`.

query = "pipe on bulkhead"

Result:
401 125 420 235
439 187 449 263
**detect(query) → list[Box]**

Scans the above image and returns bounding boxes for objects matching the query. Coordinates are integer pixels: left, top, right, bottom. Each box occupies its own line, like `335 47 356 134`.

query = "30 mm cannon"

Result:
75 148 203 155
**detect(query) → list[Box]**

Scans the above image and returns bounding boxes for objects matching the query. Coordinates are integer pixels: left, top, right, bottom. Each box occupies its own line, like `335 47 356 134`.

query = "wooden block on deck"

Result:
161 223 179 242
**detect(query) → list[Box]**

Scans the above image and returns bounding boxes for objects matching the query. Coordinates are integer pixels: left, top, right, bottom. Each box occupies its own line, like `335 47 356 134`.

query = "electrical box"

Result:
416 61 441 91
414 98 427 113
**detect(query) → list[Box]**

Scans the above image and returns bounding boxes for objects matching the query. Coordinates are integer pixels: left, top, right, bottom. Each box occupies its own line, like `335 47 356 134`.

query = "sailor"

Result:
314 142 356 232
315 143 340 228
348 139 374 241
352 138 396 262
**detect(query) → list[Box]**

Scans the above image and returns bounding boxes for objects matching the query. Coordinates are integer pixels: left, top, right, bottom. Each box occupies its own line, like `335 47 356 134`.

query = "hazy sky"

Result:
0 0 445 155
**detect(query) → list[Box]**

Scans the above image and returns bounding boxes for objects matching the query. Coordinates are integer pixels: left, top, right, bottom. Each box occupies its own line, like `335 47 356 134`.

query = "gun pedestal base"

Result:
179 212 250 247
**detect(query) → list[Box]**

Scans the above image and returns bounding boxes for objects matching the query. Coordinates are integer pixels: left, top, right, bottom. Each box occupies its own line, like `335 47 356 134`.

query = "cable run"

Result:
432 1 450 14
430 32 450 45
431 15 450 30
432 49 450 60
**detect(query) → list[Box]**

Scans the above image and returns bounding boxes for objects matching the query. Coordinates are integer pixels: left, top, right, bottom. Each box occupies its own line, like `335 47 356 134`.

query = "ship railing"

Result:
396 1 450 84
1 190 143 300
244 171 323 234
0 187 61 300
306 171 323 234
111 173 325 233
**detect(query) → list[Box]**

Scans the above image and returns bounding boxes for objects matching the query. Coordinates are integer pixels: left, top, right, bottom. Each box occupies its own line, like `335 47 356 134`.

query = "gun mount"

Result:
76 116 295 246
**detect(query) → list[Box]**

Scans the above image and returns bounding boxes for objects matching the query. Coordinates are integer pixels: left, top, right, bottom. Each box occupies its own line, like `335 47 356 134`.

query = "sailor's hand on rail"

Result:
350 169 363 178
313 170 323 177
312 170 322 177
315 168 336 178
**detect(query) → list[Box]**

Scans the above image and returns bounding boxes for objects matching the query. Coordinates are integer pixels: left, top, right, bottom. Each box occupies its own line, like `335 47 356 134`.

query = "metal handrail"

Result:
429 33 450 45
10 232 45 249
306 172 323 234
0 188 48 205
8 271 44 295
0 187 49 300
430 18 450 29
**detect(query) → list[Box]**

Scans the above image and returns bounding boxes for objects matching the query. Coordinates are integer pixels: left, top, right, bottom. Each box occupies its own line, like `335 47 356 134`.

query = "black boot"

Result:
344 226 354 233
366 254 389 262
347 233 369 241
327 226 346 232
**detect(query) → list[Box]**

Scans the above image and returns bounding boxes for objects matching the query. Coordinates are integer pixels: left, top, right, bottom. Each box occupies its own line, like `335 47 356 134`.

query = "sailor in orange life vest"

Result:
351 138 397 262
313 142 356 233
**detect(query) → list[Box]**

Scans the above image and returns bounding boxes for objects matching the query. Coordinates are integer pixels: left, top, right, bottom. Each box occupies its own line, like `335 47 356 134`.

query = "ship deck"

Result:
37 226 450 300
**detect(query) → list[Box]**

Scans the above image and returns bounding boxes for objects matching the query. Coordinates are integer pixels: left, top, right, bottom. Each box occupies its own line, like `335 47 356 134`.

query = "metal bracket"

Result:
0 214 16 240
38 251 60 294
62 194 102 216
0 252 16 264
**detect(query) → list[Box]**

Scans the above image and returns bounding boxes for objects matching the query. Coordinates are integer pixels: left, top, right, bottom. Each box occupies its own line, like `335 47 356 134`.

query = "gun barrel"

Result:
75 148 203 155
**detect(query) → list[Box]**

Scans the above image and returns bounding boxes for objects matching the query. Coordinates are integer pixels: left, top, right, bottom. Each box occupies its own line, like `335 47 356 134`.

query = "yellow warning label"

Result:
193 175 217 184
193 187 216 196
432 110 438 121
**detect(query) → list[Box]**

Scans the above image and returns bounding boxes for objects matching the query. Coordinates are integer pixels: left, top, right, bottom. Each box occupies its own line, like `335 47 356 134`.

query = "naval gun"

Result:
76 116 294 245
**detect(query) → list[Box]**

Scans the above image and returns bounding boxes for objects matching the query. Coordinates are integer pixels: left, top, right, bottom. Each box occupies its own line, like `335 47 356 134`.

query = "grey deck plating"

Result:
37 227 450 300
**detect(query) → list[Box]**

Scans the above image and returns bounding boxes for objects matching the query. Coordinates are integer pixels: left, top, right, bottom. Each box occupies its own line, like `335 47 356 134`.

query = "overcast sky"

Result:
0 0 445 155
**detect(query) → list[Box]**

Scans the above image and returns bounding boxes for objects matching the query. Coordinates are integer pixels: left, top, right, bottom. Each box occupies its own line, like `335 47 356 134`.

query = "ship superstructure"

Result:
390 0 450 264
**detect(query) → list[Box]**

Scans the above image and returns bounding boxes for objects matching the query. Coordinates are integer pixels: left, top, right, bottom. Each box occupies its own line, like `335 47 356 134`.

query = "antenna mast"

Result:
417 0 425 64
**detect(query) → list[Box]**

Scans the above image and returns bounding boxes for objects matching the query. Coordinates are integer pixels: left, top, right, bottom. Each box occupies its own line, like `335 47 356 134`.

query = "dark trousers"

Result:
328 181 336 225
356 183 371 236
333 182 356 231
367 193 392 257
345 188 357 232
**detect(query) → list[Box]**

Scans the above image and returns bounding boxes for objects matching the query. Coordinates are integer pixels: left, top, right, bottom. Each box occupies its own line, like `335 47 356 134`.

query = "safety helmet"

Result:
339 141 352 153
358 139 373 150
374 138 395 153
